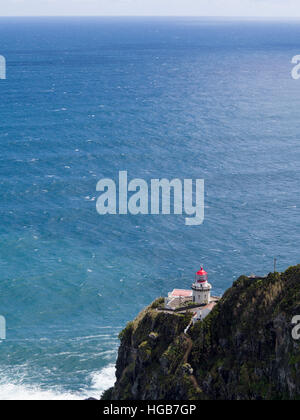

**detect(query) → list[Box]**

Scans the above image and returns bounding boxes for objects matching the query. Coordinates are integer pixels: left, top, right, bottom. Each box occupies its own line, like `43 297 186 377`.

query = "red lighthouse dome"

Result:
196 267 208 283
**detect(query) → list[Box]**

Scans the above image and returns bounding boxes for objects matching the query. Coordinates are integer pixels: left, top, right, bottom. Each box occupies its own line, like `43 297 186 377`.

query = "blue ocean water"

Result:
0 17 300 399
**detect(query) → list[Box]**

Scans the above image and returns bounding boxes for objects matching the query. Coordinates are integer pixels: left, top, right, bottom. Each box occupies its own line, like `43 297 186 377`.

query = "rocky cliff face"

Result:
102 265 300 400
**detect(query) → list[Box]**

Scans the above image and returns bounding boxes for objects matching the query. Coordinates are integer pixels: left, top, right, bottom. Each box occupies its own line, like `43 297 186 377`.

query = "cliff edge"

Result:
102 265 300 400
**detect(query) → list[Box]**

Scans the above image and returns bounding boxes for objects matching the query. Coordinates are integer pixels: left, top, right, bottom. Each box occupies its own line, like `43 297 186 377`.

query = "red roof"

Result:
196 267 207 276
170 289 193 298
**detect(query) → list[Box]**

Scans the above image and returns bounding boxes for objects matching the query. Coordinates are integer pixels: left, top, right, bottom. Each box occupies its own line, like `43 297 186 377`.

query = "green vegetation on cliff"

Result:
102 265 300 400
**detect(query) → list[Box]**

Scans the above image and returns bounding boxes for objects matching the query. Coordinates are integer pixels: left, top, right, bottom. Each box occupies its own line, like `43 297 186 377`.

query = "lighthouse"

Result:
191 267 212 305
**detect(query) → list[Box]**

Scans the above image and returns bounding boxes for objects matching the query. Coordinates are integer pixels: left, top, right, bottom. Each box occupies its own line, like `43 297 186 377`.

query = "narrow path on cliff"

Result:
183 336 193 364
183 334 201 394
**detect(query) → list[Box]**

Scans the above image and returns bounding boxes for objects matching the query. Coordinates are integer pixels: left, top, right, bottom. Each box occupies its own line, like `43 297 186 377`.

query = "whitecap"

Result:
0 380 81 401
0 364 116 400
87 364 116 398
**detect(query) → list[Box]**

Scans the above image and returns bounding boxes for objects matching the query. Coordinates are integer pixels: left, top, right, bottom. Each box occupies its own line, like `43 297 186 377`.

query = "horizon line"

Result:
1 15 300 19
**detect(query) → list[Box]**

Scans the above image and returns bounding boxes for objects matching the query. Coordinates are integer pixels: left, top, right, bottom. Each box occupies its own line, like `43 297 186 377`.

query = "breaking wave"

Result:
0 364 116 400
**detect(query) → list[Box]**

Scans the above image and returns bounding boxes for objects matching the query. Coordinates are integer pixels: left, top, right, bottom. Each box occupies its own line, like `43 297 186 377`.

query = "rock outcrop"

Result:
102 265 300 400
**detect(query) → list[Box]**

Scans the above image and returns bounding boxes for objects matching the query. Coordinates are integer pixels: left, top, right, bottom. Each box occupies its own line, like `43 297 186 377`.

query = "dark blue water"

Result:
0 17 300 398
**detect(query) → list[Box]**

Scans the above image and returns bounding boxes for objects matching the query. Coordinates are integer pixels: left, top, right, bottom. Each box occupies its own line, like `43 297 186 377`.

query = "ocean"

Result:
0 17 300 399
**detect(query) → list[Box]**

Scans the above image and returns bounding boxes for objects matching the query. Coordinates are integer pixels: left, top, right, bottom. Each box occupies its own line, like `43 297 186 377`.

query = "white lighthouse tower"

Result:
191 267 212 305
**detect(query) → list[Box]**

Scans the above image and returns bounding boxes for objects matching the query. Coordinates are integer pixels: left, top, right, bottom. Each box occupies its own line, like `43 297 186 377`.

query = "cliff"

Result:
102 265 300 400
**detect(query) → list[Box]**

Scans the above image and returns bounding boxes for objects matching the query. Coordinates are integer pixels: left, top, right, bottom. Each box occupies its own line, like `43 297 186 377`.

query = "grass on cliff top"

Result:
119 297 188 342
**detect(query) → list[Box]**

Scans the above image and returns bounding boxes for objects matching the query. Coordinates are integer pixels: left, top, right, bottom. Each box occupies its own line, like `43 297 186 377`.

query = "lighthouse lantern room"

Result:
192 267 212 305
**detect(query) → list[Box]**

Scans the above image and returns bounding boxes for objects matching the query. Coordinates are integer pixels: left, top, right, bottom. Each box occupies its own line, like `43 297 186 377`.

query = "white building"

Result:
164 266 218 318
191 267 212 305
192 302 216 324
164 289 192 309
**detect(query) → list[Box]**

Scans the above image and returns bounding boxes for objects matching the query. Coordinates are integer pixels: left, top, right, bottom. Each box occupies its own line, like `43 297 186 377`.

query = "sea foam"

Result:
0 364 116 400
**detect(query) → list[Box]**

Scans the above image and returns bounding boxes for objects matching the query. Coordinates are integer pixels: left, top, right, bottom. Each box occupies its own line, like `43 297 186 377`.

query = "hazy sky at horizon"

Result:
1 0 300 17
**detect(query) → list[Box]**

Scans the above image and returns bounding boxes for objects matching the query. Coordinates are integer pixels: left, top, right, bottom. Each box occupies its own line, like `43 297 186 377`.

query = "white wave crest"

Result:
88 364 116 398
0 364 116 400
